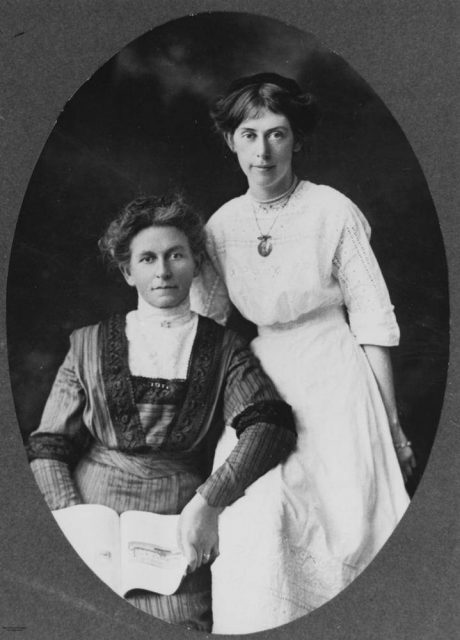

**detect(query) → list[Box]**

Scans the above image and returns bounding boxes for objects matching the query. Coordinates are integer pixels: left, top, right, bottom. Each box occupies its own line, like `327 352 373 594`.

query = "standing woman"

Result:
191 73 416 633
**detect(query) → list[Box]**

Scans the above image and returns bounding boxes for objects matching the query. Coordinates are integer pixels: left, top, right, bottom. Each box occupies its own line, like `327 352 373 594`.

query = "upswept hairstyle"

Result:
98 193 206 270
211 72 318 140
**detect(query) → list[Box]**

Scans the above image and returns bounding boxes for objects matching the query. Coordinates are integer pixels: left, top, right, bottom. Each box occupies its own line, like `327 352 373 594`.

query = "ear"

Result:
224 132 235 153
120 264 135 287
293 138 303 153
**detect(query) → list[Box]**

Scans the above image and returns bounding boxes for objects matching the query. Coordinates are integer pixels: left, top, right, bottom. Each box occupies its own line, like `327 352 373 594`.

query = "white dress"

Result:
191 180 410 634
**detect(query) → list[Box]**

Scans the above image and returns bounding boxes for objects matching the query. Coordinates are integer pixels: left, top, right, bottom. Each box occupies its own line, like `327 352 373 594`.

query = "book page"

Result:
52 504 121 594
120 511 188 596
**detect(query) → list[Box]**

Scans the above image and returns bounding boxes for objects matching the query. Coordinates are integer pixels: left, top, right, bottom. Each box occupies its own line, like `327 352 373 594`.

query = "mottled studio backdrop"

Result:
7 12 448 494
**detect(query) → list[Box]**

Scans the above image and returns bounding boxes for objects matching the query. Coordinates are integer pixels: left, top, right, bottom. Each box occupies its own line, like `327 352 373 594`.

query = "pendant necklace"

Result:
251 177 298 257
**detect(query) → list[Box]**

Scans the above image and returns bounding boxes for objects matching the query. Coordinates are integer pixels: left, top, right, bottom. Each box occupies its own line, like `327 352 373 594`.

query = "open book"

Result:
52 504 188 597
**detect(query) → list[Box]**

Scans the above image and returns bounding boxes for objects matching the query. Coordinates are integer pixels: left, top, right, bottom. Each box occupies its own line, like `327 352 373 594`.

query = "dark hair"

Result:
98 193 206 270
211 72 318 140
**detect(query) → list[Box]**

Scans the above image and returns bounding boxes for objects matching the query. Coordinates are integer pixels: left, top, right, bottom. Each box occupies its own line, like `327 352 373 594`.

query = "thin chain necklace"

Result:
250 176 298 257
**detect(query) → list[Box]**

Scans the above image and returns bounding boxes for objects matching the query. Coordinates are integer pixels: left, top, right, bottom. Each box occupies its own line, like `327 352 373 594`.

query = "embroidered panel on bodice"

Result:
131 376 187 448
101 315 226 453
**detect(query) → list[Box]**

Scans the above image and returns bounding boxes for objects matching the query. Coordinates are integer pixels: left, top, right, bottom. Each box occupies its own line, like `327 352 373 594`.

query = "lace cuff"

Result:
231 400 296 437
26 433 83 466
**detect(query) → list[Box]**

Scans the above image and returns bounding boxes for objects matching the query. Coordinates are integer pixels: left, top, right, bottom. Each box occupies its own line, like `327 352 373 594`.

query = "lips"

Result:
151 285 178 291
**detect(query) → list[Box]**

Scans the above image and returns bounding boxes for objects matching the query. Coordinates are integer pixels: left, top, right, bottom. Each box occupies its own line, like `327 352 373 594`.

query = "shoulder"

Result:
206 194 246 232
196 314 227 340
69 321 100 344
196 314 225 340
297 180 352 210
69 314 126 351
298 181 371 236
196 315 248 350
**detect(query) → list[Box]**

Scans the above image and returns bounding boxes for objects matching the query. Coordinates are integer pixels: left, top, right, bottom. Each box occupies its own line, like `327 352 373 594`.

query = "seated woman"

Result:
26 193 296 632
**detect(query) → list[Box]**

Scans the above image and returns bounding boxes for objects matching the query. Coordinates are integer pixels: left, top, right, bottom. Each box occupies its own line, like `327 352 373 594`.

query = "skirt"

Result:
211 306 410 633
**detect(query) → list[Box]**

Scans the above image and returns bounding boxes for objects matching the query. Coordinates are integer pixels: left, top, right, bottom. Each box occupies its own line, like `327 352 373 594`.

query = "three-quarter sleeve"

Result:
26 342 90 509
190 222 232 326
196 336 296 507
332 202 400 346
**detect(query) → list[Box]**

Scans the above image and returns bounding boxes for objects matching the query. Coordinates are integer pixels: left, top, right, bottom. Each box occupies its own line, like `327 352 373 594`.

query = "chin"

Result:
153 300 179 309
158 295 188 309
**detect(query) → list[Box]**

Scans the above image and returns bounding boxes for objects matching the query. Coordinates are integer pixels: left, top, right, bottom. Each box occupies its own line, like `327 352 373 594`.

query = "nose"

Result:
255 135 270 159
154 257 171 280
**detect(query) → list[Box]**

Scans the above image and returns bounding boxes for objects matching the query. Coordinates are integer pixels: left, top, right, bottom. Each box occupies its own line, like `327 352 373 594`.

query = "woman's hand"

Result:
178 493 222 573
391 421 416 483
394 440 416 483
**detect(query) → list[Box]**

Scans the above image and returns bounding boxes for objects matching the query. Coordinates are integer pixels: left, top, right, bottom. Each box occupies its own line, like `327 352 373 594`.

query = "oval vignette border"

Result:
0 3 458 640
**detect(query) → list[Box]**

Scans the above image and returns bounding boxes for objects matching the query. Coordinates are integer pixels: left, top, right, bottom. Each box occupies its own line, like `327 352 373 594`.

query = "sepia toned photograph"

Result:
0 3 457 640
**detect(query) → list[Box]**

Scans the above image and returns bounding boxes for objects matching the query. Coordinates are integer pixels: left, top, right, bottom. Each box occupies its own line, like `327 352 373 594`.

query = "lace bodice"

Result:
191 181 399 346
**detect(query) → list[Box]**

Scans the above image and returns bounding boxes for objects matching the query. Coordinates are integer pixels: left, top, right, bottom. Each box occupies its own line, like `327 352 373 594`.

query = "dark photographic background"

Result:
7 12 448 494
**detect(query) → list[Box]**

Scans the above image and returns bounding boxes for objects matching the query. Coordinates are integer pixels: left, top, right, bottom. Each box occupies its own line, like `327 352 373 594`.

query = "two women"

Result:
191 73 416 633
28 71 416 635
26 194 296 632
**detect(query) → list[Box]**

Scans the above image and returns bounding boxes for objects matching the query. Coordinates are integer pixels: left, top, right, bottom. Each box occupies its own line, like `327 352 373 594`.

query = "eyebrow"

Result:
238 125 289 133
136 245 187 256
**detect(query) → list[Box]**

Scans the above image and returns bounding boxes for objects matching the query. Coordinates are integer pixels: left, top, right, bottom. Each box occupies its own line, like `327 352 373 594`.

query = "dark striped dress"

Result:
27 314 296 632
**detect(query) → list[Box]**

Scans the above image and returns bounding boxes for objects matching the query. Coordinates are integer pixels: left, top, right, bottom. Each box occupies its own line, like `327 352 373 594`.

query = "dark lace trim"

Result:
162 317 225 451
232 400 296 438
131 376 187 405
100 315 224 452
26 433 82 466
101 315 146 451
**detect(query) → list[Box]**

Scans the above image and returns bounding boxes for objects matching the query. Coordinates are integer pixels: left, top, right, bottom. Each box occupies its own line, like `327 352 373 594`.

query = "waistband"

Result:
258 305 346 337
87 441 202 479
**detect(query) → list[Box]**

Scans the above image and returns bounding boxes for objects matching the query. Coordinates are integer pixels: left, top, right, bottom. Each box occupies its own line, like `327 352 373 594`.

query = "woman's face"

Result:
121 225 198 309
227 107 300 199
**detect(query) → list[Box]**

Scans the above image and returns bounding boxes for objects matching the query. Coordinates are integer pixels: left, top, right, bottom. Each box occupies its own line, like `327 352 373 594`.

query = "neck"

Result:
137 296 192 324
248 171 296 202
249 174 298 204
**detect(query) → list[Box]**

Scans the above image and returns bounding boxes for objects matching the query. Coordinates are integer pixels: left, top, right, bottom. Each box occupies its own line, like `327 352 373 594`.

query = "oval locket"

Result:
257 236 273 257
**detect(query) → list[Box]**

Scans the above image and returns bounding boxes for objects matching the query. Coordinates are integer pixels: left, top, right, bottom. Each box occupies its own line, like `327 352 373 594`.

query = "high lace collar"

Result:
136 296 193 329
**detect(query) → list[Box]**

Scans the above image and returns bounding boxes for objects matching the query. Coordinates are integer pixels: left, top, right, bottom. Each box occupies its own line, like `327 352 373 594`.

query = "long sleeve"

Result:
30 459 82 509
197 336 296 507
332 202 400 346
26 341 91 509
